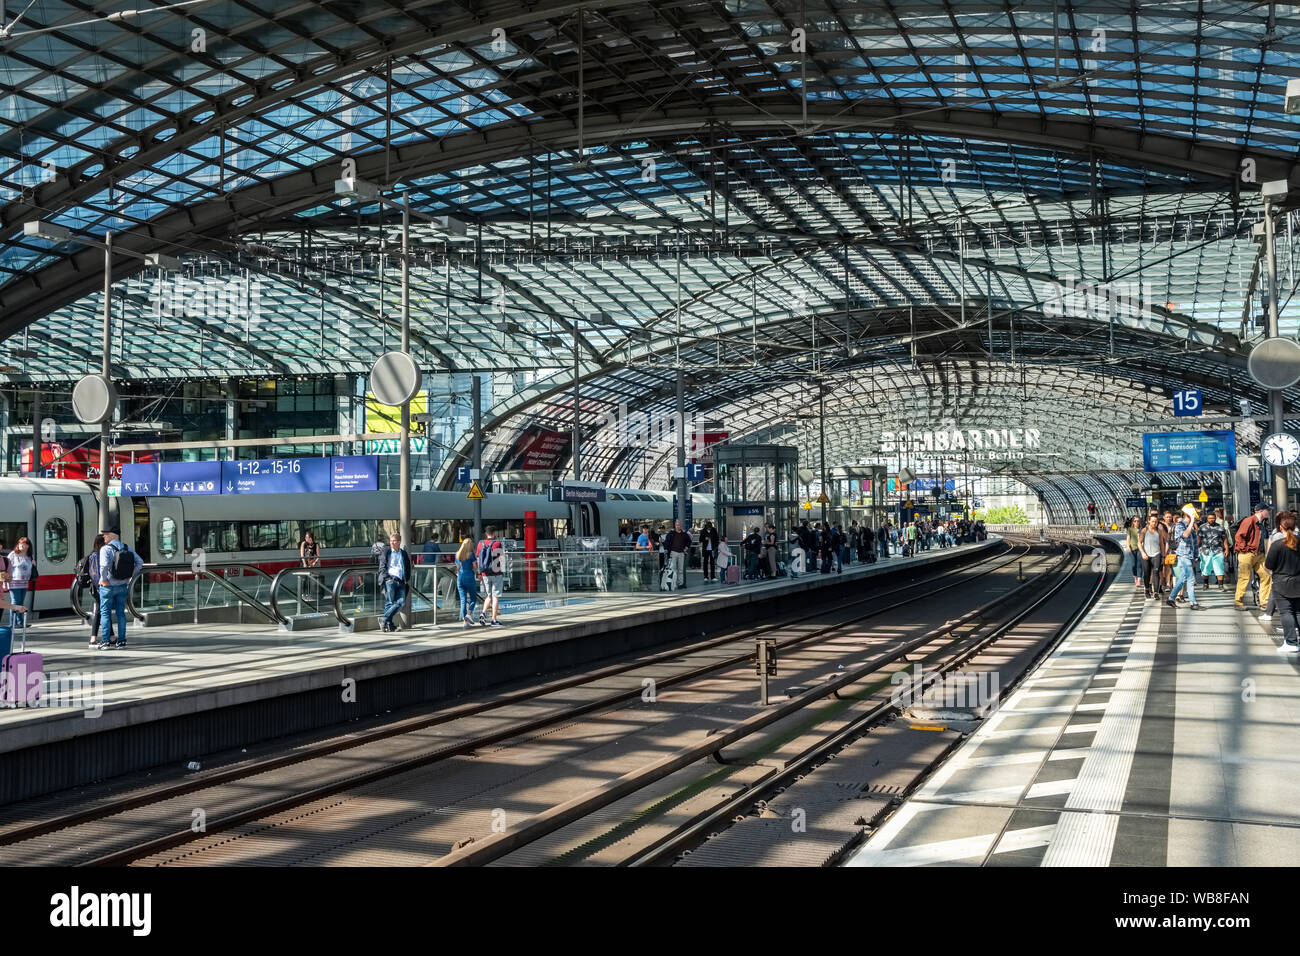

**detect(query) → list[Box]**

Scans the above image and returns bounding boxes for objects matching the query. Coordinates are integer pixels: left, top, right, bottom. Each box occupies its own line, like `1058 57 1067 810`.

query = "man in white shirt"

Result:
376 532 412 632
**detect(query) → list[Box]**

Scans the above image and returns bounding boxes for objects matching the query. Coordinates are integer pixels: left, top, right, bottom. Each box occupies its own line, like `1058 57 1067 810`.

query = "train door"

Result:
32 494 77 612
144 498 184 564
584 503 600 538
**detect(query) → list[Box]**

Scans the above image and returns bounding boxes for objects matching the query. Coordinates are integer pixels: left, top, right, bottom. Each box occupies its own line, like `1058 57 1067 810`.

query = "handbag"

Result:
1164 553 1177 566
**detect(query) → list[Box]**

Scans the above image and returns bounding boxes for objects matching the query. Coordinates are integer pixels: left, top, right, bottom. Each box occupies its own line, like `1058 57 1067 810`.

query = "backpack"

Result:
110 544 136 580
75 554 93 588
476 539 500 575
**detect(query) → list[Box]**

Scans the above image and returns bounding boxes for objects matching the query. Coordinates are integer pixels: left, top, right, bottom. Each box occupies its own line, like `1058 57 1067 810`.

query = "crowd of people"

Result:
1123 503 1300 654
621 515 987 586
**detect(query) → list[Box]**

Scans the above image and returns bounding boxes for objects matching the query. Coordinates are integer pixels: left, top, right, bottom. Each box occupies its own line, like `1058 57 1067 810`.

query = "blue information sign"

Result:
159 461 222 495
732 506 764 516
456 465 471 483
120 463 161 496
330 455 379 492
1125 497 1148 509
913 478 957 491
221 458 332 495
120 456 379 496
1143 431 1236 472
1172 388 1202 417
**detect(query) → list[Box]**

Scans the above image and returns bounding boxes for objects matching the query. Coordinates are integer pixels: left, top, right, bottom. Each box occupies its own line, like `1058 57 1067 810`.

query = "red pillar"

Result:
524 510 538 593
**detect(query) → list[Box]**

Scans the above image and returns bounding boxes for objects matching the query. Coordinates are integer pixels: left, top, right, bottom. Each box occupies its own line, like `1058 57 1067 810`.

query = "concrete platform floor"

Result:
846 565 1300 867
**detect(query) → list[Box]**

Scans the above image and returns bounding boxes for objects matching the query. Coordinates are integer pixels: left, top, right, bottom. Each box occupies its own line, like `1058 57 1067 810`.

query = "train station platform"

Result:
846 552 1300 867
0 539 1000 804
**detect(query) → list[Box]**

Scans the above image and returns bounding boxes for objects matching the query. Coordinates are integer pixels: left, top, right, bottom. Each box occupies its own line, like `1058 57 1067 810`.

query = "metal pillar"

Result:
571 326 581 536
818 389 827 524
676 368 688 528
99 232 113 531
472 374 483 539
399 202 412 553
30 389 39 477
1265 200 1289 511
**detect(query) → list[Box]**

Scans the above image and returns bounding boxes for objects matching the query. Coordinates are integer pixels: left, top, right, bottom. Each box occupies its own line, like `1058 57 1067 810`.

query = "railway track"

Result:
0 541 1069 867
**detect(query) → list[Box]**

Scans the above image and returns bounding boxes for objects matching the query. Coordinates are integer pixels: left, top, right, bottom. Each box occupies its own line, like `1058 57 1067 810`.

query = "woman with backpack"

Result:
455 537 479 629
78 534 107 647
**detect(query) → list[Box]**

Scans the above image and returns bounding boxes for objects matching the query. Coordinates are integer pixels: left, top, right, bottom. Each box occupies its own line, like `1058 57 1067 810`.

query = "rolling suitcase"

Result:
660 564 676 591
1 609 40 708
725 564 740 585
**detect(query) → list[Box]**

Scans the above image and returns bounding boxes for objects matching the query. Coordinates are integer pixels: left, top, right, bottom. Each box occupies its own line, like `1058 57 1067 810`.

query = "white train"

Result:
0 477 713 612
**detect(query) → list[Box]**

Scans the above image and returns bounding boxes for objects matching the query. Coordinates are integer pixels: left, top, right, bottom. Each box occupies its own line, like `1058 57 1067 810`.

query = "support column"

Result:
676 369 688 529
472 374 483 539
1265 200 1289 510
99 233 113 531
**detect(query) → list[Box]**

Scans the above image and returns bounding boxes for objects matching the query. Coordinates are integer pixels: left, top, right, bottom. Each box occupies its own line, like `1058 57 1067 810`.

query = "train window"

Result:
43 516 69 564
0 523 27 552
157 516 178 560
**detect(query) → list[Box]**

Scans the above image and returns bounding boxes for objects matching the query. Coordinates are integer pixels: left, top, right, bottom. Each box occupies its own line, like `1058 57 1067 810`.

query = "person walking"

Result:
1166 505 1202 610
1196 511 1228 591
665 520 691 590
763 523 779 578
97 527 142 650
1138 513 1164 599
454 537 478 629
1265 512 1300 654
376 532 412 632
700 520 720 583
476 526 505 626
1125 516 1143 591
1234 504 1272 611
78 534 106 647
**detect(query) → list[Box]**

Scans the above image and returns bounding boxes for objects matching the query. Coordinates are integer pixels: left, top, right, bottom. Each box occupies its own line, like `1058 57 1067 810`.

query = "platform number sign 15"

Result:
1173 388 1202 417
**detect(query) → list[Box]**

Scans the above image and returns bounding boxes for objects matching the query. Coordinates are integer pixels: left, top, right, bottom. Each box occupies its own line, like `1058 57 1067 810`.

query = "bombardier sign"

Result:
880 428 1044 461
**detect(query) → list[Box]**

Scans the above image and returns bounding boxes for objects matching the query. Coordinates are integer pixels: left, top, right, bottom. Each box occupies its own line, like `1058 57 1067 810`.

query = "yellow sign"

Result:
801 501 813 510
365 390 428 435
1198 490 1208 503
815 491 829 504
467 481 484 500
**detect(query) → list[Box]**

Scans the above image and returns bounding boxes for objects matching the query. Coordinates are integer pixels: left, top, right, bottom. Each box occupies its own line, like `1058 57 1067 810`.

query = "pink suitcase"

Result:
1 611 40 707
725 565 740 585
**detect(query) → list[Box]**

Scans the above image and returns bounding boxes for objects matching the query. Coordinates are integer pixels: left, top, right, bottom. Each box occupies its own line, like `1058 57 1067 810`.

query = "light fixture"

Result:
435 215 467 236
1286 77 1300 114
1262 179 1290 201
145 252 183 271
23 220 72 242
334 176 380 203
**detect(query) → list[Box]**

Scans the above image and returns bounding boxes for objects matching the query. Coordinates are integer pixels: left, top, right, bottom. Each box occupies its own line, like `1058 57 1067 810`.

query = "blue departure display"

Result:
222 458 331 494
1142 431 1236 472
119 456 380 496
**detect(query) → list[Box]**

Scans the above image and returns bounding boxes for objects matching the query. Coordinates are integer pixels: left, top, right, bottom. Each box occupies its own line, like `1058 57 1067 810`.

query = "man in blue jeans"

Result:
97 527 142 650
376 532 412 632
1167 505 1203 611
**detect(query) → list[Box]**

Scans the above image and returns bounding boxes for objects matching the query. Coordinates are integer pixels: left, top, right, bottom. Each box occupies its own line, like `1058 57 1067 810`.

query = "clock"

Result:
1262 432 1300 468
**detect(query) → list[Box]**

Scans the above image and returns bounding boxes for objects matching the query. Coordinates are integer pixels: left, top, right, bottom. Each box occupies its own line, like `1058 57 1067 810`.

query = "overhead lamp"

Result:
584 311 617 327
1286 78 1300 114
23 220 72 243
1253 221 1267 241
1262 179 1290 201
334 176 380 203
435 215 468 236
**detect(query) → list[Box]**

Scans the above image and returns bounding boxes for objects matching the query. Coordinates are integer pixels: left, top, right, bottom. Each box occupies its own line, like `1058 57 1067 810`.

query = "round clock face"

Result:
1263 432 1300 467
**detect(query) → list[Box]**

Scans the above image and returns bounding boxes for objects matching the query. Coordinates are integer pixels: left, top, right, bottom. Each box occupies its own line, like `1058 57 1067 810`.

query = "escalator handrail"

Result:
269 562 381 625
330 564 447 627
129 563 278 622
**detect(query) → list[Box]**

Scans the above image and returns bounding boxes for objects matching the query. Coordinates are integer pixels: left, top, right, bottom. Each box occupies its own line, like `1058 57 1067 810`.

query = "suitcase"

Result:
660 565 676 591
1 609 40 708
725 564 740 584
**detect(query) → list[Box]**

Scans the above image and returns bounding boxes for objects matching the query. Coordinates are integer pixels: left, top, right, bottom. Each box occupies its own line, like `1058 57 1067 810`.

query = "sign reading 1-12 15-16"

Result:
1172 388 1201 417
